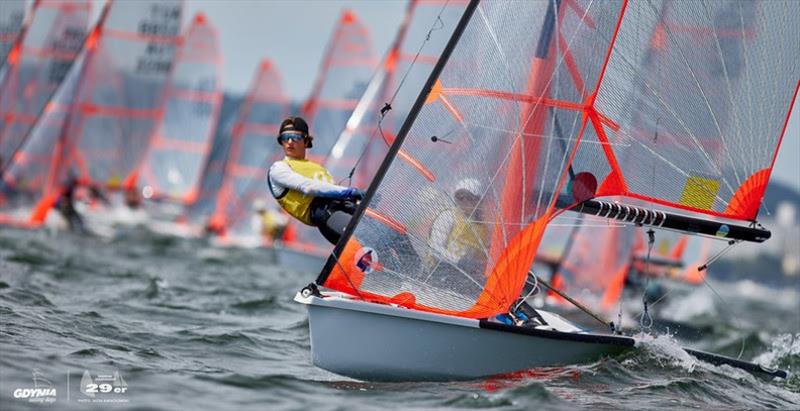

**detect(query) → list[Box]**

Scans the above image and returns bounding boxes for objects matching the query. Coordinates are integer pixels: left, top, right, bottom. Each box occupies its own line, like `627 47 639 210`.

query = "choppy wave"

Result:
0 226 798 410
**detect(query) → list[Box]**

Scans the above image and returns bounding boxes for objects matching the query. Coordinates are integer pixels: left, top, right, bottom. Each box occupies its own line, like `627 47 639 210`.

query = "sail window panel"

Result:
594 0 800 220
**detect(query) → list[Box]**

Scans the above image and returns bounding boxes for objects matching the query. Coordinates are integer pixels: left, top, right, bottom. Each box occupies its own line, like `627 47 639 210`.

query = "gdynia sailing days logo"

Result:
12 369 57 404
78 369 129 403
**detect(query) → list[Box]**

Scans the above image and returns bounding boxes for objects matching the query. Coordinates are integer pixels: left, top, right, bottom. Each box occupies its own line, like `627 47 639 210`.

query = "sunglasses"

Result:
279 132 306 143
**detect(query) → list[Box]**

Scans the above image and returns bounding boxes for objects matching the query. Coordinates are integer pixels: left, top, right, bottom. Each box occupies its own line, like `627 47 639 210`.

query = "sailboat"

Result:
280 2 463 272
0 0 90 227
0 0 91 167
134 11 223 235
0 0 182 234
201 59 290 247
294 0 798 381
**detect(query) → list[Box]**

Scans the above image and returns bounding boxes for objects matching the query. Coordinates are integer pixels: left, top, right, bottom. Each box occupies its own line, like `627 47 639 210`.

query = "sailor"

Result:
54 175 86 233
429 178 488 267
253 199 289 243
267 116 364 245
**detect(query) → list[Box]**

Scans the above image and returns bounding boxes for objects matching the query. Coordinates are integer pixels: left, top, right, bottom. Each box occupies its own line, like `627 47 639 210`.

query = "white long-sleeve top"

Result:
267 159 352 200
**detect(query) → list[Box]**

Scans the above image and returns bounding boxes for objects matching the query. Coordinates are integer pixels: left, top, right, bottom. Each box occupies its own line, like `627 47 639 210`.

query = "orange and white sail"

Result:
204 59 290 239
0 0 183 226
314 0 799 320
301 9 377 162
135 12 222 205
0 0 90 170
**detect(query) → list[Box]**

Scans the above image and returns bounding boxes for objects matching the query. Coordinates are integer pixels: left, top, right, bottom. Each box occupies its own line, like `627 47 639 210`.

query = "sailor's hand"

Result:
344 188 365 201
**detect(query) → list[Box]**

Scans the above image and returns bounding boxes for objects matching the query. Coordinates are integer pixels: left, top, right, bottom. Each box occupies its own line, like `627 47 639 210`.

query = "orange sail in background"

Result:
301 9 377 161
0 0 90 171
0 0 183 226
136 12 222 205
204 59 290 240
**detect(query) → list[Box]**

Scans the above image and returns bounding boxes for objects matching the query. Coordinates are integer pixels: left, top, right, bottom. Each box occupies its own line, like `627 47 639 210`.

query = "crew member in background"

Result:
253 200 289 243
267 117 364 245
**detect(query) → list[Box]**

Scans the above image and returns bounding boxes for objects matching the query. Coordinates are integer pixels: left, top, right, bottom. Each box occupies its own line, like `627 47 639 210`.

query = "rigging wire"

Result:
514 271 540 311
342 1 451 184
639 229 656 331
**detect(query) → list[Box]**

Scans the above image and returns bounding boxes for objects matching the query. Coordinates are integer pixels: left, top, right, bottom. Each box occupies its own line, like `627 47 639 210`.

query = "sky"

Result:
82 0 799 189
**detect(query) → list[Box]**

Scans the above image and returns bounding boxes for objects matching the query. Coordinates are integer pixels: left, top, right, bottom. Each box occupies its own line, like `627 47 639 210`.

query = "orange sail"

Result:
0 0 90 172
316 0 799 320
301 9 377 161
0 0 183 225
318 1 627 318
205 60 290 239
135 12 222 205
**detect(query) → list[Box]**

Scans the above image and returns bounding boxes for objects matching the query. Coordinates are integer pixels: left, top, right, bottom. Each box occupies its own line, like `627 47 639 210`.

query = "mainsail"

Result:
205 59 290 238
0 0 25 66
315 0 799 320
325 0 468 190
1 0 183 225
301 9 377 160
0 0 90 171
136 12 222 205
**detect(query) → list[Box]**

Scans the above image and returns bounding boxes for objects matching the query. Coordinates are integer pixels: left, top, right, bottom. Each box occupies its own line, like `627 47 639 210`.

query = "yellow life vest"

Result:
272 158 333 225
447 208 487 260
426 208 487 270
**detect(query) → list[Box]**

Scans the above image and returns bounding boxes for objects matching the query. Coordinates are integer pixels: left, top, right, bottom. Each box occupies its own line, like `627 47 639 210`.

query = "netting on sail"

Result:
320 0 625 318
302 9 377 160
0 0 25 66
325 0 468 190
0 0 89 179
209 60 289 237
137 12 222 204
590 0 800 221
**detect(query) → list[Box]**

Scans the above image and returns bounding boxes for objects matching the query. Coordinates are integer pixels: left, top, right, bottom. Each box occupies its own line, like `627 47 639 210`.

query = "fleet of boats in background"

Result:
0 0 797 382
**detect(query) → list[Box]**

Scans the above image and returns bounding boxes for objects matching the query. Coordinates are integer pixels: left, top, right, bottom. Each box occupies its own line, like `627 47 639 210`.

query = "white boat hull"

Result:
295 291 634 381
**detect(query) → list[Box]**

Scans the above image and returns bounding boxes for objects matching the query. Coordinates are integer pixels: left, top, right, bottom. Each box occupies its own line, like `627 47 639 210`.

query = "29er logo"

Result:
80 370 128 399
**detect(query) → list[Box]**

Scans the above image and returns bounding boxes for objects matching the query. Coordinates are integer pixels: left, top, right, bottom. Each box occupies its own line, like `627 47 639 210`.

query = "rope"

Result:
513 271 540 311
639 229 656 330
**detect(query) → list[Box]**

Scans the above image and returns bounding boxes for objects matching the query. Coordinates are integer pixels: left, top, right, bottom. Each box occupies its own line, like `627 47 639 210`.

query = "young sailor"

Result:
267 116 364 245
429 178 488 267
